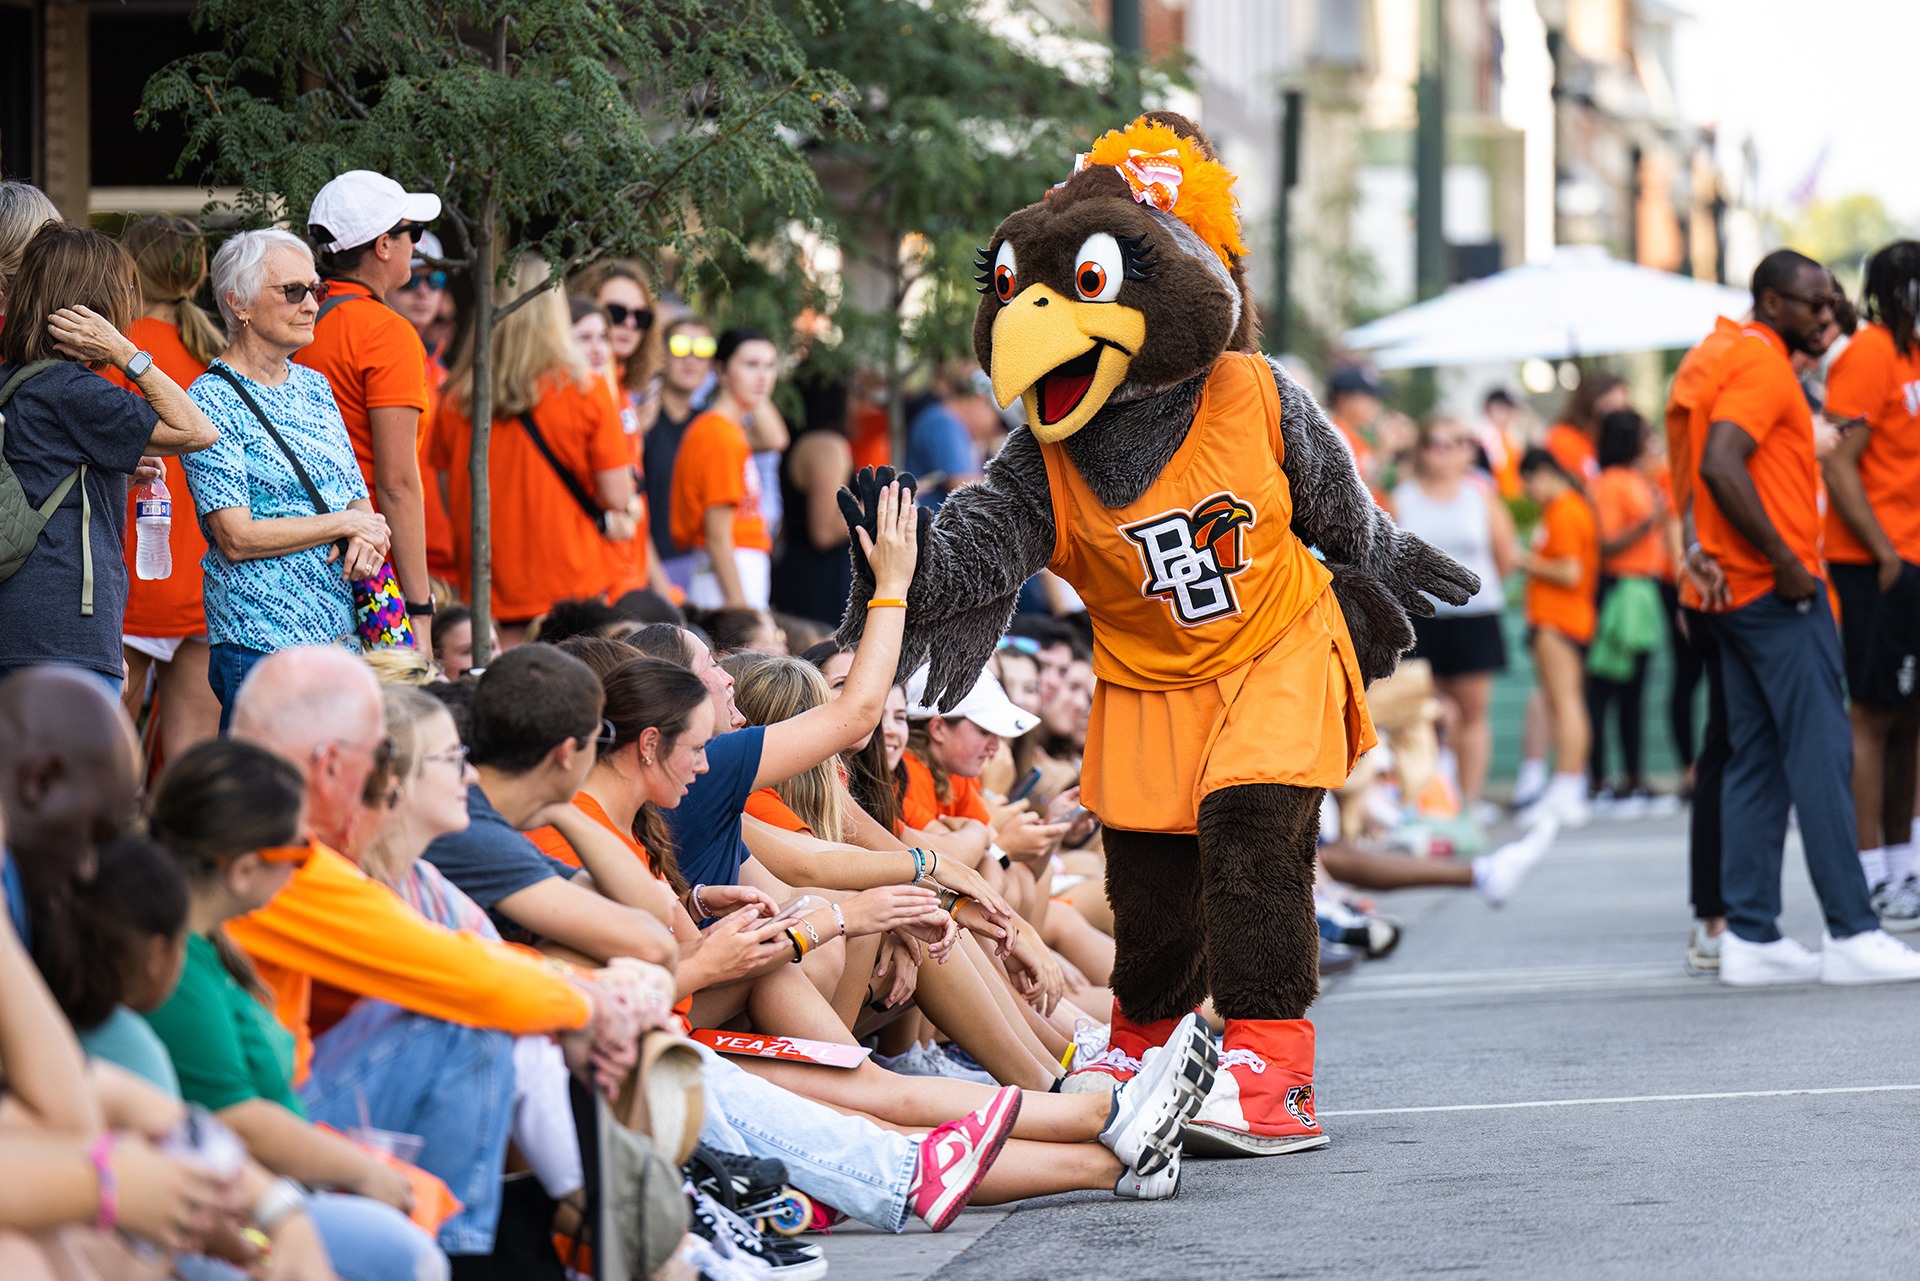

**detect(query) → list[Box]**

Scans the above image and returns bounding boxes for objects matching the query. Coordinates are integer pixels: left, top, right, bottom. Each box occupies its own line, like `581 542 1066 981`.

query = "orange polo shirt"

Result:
291 283 431 501
1595 465 1663 578
1526 490 1598 643
670 411 771 553
1665 317 1745 609
107 317 209 637
1823 321 1920 565
899 752 993 830
745 788 812 834
1697 323 1823 610
227 845 591 1083
1545 422 1600 485
428 372 630 620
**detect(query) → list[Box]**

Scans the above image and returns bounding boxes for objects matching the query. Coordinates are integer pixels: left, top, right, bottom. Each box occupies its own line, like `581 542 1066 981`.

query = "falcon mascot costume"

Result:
839 112 1478 1156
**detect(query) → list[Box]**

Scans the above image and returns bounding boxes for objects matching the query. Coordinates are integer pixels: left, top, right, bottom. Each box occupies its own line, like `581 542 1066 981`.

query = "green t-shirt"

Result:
142 932 304 1116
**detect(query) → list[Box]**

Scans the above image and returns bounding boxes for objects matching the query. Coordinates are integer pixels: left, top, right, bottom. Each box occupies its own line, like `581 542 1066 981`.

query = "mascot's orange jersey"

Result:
1039 352 1332 691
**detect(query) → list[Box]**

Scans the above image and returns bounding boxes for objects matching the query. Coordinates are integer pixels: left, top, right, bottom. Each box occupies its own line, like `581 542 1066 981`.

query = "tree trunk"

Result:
467 193 498 667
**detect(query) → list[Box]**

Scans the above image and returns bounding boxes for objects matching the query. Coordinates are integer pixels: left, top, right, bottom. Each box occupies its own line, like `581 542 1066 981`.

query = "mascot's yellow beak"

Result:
990 285 1146 444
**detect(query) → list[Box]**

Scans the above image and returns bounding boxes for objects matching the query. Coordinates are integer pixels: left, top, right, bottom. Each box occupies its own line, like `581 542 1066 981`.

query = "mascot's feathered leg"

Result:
1063 828 1211 1094
1185 781 1330 1156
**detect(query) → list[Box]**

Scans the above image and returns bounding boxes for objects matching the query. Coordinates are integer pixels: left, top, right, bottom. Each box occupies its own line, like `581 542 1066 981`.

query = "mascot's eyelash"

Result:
973 246 994 295
1117 234 1157 282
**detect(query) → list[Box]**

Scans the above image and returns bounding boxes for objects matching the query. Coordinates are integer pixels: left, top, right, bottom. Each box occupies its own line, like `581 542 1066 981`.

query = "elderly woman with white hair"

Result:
183 228 391 724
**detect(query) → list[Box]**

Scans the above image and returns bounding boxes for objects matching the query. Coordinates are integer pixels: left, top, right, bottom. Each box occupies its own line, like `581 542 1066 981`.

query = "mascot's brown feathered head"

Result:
972 111 1260 443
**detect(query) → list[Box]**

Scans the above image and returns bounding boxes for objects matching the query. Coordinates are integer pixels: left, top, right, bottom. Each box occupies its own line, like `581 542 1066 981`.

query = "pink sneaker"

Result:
908 1085 1022 1231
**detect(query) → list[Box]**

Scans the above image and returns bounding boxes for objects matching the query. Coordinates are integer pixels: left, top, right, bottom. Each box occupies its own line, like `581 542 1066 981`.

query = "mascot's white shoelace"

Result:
1218 1049 1268 1074
1077 1047 1144 1075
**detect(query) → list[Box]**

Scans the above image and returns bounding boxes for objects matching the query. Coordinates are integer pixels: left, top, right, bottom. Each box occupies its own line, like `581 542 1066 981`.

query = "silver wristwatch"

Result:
122 350 154 379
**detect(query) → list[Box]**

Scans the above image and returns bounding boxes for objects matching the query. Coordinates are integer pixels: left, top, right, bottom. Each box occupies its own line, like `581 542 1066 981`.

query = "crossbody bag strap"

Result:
517 411 608 534
2 360 89 614
314 291 372 324
208 364 347 552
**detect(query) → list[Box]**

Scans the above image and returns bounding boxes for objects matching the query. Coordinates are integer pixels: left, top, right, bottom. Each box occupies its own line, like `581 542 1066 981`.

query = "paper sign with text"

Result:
690 1028 872 1069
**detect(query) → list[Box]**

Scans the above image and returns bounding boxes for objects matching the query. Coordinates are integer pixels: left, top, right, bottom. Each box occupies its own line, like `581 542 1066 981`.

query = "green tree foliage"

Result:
686 0 1175 442
1775 192 1912 287
141 0 846 661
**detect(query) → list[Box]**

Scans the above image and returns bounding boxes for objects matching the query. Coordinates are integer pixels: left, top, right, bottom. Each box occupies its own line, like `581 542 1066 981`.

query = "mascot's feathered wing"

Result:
840 113 1477 1155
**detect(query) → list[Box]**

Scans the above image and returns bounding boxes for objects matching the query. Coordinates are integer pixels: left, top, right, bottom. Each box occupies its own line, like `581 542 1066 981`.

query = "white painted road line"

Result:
1323 1083 1920 1117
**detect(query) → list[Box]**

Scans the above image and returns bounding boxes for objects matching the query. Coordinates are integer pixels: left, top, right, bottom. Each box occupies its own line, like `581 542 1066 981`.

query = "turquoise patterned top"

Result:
183 360 367 651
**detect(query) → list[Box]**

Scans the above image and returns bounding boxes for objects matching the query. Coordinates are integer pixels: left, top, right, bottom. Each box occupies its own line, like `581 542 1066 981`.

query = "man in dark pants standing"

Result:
1679 603 1728 971
1696 249 1920 985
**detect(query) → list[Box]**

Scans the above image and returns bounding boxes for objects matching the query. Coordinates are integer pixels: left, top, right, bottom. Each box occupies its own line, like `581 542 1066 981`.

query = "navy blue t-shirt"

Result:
662 727 766 889
1 851 28 947
423 785 578 940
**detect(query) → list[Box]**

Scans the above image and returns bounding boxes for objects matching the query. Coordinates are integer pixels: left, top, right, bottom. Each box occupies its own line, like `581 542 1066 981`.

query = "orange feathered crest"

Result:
1068 119 1247 266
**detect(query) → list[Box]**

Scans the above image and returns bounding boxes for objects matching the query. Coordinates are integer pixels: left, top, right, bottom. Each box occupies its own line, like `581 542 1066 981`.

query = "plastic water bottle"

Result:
133 476 173 580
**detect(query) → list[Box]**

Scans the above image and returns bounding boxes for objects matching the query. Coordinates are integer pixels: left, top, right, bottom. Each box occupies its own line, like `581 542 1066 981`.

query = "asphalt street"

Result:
816 813 1920 1280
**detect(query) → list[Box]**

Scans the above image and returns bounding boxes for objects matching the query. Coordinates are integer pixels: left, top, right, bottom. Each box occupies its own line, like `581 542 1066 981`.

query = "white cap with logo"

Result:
904 665 1040 739
308 170 442 253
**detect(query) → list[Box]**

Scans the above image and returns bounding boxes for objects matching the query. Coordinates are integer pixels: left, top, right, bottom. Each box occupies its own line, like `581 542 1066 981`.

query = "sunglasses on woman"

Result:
668 333 717 359
605 303 654 331
398 270 448 293
275 280 332 305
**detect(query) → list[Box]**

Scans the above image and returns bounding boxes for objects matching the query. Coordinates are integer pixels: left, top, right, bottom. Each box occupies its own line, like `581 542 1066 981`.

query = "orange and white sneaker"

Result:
1061 1003 1189 1095
1184 1018 1329 1157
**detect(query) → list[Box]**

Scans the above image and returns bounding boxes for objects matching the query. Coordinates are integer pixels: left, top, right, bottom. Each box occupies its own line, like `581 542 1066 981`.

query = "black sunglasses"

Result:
276 280 331 305
399 270 448 293
604 303 654 331
563 719 618 756
390 221 431 243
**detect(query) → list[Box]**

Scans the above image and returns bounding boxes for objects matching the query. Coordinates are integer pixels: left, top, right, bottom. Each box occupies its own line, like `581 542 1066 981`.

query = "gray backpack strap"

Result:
315 291 373 323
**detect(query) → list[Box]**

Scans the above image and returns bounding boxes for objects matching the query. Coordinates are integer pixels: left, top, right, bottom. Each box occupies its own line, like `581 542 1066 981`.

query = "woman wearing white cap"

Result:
298 169 443 653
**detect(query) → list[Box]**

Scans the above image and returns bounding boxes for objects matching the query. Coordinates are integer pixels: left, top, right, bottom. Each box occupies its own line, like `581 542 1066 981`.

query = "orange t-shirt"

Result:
1040 352 1332 691
1545 422 1600 485
291 283 431 501
227 845 591 1083
1697 323 1823 610
850 401 892 473
1594 466 1663 578
1666 317 1745 609
1645 466 1676 582
107 317 209 637
745 788 811 834
899 752 993 830
1526 490 1599 643
428 373 630 620
1823 322 1920 565
525 791 694 1030
669 411 771 553
418 353 460 581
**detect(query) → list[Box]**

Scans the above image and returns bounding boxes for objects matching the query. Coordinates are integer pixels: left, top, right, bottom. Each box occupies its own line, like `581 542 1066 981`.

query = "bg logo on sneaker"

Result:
1120 492 1256 626
1284 1084 1318 1130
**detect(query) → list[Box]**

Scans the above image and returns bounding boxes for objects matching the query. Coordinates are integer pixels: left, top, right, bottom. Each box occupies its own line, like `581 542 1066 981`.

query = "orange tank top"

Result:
1040 352 1333 691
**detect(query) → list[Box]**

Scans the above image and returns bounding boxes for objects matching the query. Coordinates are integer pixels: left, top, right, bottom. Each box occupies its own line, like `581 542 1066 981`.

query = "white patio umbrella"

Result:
1342 245 1751 369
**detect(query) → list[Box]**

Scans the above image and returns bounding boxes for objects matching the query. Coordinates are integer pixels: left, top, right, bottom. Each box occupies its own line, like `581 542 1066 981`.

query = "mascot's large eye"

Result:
1073 233 1125 302
993 241 1018 302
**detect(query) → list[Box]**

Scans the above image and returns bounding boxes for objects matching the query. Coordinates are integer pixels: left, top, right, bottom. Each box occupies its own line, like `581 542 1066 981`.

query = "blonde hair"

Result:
123 216 226 367
446 255 588 420
364 646 437 687
729 656 844 842
381 684 446 782
570 258 662 390
0 182 59 311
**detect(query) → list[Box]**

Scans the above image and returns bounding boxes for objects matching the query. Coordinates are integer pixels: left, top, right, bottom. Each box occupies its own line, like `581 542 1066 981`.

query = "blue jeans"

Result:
0 663 120 698
696 1046 919 1232
1716 589 1879 943
306 1192 449 1281
300 1000 516 1256
207 641 271 731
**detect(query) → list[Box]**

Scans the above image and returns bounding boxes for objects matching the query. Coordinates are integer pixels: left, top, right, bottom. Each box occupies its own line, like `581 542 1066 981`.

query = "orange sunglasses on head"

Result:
255 839 317 867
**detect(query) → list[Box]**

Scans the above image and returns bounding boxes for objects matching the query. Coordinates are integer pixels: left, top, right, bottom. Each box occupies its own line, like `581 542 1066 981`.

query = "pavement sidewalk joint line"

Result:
1323 1083 1920 1117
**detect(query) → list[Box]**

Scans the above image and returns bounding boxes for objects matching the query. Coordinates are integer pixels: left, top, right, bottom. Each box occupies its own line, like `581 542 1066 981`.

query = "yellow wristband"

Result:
867 597 908 609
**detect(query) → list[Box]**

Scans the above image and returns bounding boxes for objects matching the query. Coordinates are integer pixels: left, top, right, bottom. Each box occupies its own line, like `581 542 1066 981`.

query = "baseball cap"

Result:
308 170 442 253
1326 364 1386 401
904 665 1040 739
411 230 444 268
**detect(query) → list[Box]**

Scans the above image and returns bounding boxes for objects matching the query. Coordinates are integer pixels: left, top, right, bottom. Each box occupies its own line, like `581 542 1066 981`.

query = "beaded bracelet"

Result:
89 1133 118 1231
909 847 927 882
830 902 846 935
688 885 711 920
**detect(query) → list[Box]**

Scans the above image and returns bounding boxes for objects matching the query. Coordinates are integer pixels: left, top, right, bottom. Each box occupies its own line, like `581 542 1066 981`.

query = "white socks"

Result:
1887 842 1917 885
1862 846 1889 890
1548 772 1587 800
1515 759 1548 801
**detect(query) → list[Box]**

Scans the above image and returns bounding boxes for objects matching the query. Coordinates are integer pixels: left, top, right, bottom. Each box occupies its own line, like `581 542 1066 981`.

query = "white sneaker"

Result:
1472 819 1558 906
878 1042 994 1085
1114 1148 1182 1200
1685 922 1721 975
1719 933 1821 986
1098 1012 1216 1177
1517 780 1588 830
1821 929 1920 984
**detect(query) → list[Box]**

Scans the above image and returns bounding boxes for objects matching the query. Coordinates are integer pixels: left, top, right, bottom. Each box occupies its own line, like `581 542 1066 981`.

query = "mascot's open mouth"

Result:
1036 345 1104 426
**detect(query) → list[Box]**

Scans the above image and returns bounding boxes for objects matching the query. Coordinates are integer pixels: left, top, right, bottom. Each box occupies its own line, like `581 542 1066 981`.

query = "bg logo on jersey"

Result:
1121 492 1256 625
